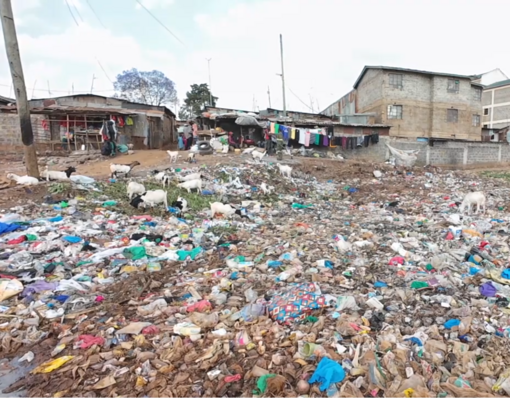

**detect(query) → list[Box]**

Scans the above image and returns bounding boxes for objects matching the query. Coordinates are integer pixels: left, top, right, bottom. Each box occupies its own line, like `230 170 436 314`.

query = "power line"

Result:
85 0 106 29
64 0 79 27
95 58 114 84
0 82 115 93
135 0 186 47
288 87 314 111
71 0 84 23
63 0 114 88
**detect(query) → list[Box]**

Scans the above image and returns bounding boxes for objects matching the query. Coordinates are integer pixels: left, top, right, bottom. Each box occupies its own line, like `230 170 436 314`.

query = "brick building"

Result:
322 66 484 141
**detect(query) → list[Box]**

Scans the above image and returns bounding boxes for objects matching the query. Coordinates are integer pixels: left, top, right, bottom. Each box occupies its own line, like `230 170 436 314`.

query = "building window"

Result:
473 88 482 101
484 108 489 115
387 105 402 119
447 78 460 93
472 114 480 127
447 108 458 123
389 73 403 89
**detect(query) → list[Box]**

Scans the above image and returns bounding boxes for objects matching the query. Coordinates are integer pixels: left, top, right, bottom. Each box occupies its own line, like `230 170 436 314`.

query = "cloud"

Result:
135 0 175 9
12 0 41 26
0 22 181 100
193 0 510 112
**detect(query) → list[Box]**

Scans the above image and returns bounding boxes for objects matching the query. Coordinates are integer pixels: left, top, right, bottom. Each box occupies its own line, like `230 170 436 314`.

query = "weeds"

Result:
481 171 510 180
83 180 218 216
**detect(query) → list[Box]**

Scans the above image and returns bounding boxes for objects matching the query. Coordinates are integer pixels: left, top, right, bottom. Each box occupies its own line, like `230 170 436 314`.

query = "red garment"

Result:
224 374 242 383
7 236 27 245
186 300 212 313
76 335 105 349
142 325 160 335
118 117 125 127
388 256 405 265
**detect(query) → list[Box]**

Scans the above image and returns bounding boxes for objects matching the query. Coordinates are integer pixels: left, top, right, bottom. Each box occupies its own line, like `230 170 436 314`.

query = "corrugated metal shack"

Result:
0 94 176 154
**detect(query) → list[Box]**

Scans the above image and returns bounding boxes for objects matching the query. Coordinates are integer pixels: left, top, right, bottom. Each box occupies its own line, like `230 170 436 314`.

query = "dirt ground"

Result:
0 149 502 210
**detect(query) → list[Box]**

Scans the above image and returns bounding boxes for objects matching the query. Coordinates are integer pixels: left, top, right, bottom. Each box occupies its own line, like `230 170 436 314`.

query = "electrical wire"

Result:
287 87 314 111
95 58 114 84
0 82 115 94
62 0 114 89
71 0 84 23
64 0 79 26
135 0 186 47
85 0 106 29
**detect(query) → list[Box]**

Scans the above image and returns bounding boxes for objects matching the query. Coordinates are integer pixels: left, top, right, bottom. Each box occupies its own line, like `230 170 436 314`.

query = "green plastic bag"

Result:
176 247 202 261
123 246 147 260
411 281 429 289
292 203 313 209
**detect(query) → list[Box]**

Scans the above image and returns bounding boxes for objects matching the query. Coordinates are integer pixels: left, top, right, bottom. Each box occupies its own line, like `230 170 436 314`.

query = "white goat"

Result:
154 171 172 187
110 161 140 178
210 202 236 218
6 173 39 186
177 179 202 193
167 150 179 163
187 152 195 163
41 166 76 181
252 150 267 161
276 163 292 178
178 172 202 182
459 191 486 215
130 189 168 209
127 181 146 200
242 147 257 155
260 182 274 195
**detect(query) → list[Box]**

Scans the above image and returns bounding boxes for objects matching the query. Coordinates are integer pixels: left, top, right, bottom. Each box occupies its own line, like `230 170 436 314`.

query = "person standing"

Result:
178 133 184 150
191 121 199 145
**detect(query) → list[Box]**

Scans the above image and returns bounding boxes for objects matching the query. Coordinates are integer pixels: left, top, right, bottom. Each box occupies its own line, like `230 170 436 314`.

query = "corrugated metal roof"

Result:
1 104 135 115
483 79 510 90
353 66 479 89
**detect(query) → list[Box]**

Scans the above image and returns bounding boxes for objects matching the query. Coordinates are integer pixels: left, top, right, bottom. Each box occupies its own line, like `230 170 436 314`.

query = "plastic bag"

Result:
0 279 23 301
31 356 74 374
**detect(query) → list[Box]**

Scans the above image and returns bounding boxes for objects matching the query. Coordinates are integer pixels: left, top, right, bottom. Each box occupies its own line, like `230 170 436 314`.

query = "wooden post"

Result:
66 114 70 152
0 0 39 176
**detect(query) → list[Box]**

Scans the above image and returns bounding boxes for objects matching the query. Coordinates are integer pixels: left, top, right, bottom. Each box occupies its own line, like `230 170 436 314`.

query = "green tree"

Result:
180 83 218 118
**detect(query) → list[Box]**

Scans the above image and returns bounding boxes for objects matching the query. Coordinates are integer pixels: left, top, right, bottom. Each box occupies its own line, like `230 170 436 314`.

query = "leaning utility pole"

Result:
206 58 212 106
279 34 286 117
0 0 39 176
276 34 286 161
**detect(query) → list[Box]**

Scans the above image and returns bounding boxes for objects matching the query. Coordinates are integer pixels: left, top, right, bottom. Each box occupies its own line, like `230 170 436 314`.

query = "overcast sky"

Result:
1 0 507 114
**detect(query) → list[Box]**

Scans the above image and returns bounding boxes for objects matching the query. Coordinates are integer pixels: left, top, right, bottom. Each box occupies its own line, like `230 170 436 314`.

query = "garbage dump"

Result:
2 158 510 397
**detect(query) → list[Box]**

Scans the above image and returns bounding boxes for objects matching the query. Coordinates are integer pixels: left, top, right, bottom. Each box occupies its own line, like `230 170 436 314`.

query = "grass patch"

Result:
83 180 219 216
481 171 510 180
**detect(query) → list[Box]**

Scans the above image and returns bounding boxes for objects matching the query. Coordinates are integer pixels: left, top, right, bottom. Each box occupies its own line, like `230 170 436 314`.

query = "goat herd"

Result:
108 150 292 217
116 151 294 215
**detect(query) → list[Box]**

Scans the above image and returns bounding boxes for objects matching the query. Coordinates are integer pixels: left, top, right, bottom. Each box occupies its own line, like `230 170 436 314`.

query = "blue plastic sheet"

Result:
62 236 82 243
309 357 346 391
0 222 21 235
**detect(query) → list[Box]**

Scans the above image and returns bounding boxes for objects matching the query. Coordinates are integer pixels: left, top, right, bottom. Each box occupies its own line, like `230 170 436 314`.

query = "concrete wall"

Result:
0 113 49 154
482 84 510 128
334 136 509 166
357 69 384 117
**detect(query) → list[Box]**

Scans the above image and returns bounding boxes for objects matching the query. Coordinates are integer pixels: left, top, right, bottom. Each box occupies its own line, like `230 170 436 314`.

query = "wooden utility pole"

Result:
0 0 39 176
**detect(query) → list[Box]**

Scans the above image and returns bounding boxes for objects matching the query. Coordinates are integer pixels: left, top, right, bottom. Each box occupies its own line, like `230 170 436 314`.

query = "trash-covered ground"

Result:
3 156 510 397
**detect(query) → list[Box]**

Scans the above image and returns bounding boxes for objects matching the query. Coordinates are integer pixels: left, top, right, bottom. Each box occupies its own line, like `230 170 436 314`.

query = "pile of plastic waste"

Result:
2 161 510 397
